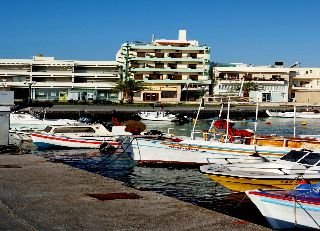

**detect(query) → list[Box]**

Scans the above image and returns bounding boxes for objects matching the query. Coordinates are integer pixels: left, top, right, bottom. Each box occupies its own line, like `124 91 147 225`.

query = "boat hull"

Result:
246 190 320 229
204 174 320 192
31 133 118 149
127 138 290 166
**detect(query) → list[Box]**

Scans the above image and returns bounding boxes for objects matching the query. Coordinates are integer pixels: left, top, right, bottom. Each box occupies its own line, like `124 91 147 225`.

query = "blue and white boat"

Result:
246 183 320 230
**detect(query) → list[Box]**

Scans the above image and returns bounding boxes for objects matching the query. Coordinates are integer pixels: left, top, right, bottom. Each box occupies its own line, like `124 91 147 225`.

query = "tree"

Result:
237 81 259 97
115 79 145 103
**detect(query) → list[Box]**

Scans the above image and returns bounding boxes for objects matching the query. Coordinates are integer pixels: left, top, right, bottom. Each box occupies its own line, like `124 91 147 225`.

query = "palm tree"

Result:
115 79 145 103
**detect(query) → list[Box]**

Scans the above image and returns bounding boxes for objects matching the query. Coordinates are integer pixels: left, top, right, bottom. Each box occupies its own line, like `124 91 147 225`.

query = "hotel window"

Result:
188 64 197 69
155 53 164 58
188 53 197 58
168 63 177 69
155 63 164 68
189 75 198 81
168 53 182 58
137 52 146 57
134 74 143 80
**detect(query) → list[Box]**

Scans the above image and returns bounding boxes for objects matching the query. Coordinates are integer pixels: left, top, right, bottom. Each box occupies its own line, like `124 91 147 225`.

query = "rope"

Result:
102 137 135 165
292 195 320 228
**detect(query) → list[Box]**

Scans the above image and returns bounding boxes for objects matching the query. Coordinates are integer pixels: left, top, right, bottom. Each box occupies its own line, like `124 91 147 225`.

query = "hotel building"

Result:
0 56 120 102
116 30 211 102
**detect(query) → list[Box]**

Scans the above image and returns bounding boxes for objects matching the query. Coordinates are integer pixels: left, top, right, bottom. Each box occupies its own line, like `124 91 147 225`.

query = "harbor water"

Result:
32 116 320 228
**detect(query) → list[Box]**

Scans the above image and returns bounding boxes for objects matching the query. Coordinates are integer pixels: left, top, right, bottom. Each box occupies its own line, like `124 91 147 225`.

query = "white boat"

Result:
124 101 290 166
199 149 320 192
31 124 130 149
246 183 320 230
138 110 178 121
10 112 79 130
266 109 320 118
125 136 292 166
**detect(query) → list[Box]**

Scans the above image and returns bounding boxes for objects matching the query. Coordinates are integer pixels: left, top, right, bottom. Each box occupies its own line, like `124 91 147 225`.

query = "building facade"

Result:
0 56 120 102
213 63 291 102
116 30 211 102
290 68 320 104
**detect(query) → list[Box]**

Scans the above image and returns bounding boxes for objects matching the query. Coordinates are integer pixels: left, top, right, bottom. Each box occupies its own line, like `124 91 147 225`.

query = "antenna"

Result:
151 34 155 42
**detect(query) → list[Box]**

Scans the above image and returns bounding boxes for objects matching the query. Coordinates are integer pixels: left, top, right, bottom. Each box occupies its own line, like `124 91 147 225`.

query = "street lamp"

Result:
23 81 36 105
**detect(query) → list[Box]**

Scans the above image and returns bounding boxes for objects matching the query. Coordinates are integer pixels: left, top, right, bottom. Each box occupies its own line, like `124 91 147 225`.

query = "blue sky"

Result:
1 0 320 66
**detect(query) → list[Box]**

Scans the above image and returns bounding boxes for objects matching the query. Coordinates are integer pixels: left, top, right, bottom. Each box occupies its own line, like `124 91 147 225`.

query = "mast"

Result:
191 97 204 140
293 105 296 138
225 101 230 143
253 98 259 152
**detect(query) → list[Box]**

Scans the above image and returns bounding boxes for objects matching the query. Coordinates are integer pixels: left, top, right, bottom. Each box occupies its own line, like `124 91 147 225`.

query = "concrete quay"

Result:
0 153 270 231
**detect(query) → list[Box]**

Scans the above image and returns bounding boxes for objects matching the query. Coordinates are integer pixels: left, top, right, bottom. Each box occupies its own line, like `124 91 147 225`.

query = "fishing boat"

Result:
31 124 130 149
137 110 178 122
246 183 320 229
199 149 320 192
266 109 320 119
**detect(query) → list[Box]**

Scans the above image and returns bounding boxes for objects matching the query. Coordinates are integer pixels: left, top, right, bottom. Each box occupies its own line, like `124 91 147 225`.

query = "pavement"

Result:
0 153 271 231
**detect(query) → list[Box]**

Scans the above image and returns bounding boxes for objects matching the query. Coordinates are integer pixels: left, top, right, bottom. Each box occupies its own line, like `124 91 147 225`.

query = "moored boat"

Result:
10 112 80 130
138 110 178 122
266 109 320 119
31 124 130 149
246 183 320 230
200 149 320 192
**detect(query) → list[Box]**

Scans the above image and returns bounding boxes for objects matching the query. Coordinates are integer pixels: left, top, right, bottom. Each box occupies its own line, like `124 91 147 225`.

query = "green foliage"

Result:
114 79 145 103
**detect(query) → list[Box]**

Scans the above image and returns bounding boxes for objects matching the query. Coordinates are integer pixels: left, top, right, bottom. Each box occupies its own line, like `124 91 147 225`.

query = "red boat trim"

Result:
31 133 119 146
248 190 320 205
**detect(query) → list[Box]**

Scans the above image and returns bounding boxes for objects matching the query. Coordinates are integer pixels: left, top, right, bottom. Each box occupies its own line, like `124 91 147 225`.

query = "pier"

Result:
0 153 270 230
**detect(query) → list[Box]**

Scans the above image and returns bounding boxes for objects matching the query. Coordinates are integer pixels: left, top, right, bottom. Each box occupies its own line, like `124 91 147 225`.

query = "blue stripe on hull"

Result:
34 142 77 150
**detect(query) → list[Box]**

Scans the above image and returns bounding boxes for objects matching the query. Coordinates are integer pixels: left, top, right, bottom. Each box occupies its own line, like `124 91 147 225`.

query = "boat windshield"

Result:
53 127 96 133
297 152 320 166
44 126 52 132
280 150 309 162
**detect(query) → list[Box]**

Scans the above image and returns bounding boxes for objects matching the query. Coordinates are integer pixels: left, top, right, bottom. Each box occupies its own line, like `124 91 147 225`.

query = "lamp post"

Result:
23 81 36 105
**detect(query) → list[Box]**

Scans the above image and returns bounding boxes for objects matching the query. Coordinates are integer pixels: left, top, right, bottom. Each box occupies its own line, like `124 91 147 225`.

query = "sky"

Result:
1 0 320 67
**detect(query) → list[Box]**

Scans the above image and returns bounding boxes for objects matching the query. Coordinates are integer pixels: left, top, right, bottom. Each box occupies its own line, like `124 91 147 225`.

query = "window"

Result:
51 92 57 97
137 52 145 57
134 74 143 80
155 53 164 58
168 63 177 69
297 152 320 166
155 63 164 68
280 150 308 162
53 127 96 133
161 91 177 98
188 64 197 69
189 75 198 81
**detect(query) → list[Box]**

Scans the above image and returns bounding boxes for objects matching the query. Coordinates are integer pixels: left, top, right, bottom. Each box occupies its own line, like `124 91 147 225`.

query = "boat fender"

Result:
203 130 209 141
